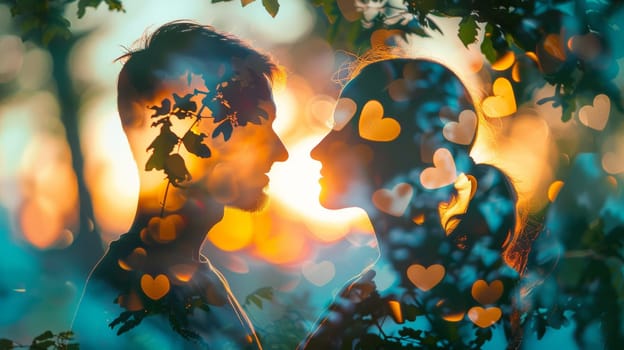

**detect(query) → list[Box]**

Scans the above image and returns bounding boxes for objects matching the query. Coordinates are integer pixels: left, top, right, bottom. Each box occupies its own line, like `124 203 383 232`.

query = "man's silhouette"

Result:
73 21 287 349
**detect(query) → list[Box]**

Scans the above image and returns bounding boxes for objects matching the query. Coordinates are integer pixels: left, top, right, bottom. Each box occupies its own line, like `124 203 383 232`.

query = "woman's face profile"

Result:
310 108 375 211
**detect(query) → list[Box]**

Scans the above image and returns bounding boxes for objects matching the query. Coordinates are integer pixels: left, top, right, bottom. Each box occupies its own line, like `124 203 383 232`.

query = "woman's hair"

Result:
341 53 526 272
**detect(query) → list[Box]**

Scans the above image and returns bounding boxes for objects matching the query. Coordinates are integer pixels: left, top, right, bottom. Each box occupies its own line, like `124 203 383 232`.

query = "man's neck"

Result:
129 191 225 262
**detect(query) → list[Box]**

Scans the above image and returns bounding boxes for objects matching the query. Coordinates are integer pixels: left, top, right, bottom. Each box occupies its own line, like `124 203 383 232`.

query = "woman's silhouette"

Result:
302 58 521 349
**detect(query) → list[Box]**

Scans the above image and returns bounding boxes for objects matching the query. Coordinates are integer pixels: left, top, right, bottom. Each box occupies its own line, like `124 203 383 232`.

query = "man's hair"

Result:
117 20 282 127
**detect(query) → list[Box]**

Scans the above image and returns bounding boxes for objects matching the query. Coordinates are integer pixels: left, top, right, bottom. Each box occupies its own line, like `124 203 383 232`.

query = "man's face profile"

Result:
194 80 288 211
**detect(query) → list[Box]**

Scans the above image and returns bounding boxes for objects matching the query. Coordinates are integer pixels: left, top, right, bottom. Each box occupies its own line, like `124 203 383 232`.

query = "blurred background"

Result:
1 0 624 348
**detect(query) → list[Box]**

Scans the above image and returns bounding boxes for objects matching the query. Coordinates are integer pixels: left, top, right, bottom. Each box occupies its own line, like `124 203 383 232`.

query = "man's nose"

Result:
272 135 288 162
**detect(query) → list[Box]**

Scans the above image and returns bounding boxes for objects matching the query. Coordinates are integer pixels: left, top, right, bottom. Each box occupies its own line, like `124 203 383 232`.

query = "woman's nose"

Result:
310 143 321 161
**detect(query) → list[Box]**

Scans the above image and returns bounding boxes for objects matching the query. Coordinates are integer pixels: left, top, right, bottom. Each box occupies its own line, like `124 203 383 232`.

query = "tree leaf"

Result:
149 98 171 118
480 23 498 63
182 130 211 158
78 0 124 18
32 331 53 343
172 93 198 119
247 294 263 309
458 15 478 47
104 0 124 13
425 17 442 34
164 153 191 186
145 120 179 171
255 286 274 300
241 0 256 6
77 0 102 18
202 95 227 123
262 0 279 17
212 121 234 141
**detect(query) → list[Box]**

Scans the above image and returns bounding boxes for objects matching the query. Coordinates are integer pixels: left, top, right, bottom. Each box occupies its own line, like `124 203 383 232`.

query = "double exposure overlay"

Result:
0 1 623 349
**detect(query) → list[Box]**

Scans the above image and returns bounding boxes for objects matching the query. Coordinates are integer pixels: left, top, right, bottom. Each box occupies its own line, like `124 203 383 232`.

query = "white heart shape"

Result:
442 110 477 145
578 94 610 131
302 260 336 287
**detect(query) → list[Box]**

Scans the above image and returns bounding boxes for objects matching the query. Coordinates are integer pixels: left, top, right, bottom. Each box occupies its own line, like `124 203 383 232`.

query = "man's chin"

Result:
231 190 269 212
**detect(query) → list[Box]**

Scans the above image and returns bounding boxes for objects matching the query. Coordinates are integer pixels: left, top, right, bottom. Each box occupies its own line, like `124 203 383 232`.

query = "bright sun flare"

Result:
268 137 371 242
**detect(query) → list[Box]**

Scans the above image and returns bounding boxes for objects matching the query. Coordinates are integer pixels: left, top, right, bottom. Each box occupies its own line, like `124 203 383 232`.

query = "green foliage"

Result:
308 0 624 122
76 0 124 18
145 70 270 214
181 130 211 158
0 330 79 350
109 294 212 341
457 15 478 47
211 0 279 17
261 0 279 18
244 287 274 309
1 0 124 45
4 0 623 121
242 288 313 349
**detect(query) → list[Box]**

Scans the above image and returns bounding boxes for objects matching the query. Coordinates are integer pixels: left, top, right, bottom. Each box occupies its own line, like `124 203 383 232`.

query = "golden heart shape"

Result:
142 214 185 244
333 97 357 131
471 279 503 305
420 148 457 189
372 182 414 217
406 264 445 291
482 78 517 118
578 94 610 131
467 306 502 328
443 110 477 145
140 274 170 300
117 247 147 271
359 100 401 142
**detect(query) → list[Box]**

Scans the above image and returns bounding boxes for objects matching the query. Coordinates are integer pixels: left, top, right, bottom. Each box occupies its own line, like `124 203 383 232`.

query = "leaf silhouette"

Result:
172 93 197 119
246 294 263 309
77 0 124 19
148 98 171 118
219 79 270 126
202 94 228 123
458 15 478 47
165 153 191 186
262 0 280 17
212 121 234 141
145 120 179 171
254 287 274 301
32 331 54 343
182 130 211 158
